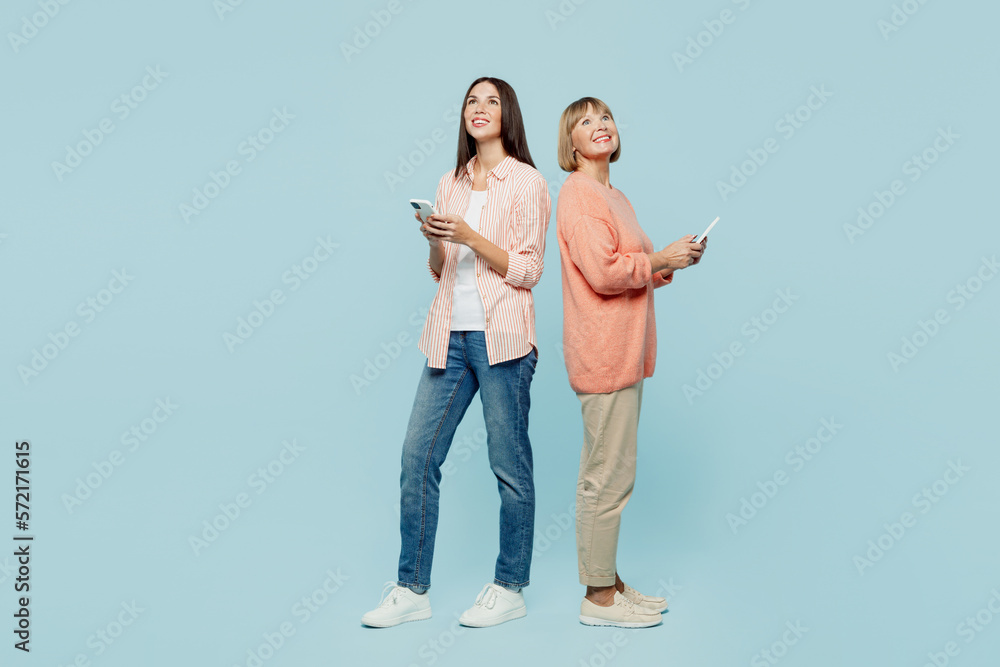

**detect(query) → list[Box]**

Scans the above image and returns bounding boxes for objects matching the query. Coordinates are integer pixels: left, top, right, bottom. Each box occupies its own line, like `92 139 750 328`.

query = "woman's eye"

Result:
582 120 589 125
603 116 609 121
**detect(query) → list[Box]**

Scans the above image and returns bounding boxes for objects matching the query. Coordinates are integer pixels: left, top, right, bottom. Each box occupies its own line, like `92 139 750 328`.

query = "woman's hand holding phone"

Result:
416 211 441 246
656 236 704 271
424 213 474 246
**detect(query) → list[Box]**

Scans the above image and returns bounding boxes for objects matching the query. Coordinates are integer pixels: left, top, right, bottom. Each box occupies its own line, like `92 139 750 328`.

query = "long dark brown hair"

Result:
454 76 536 178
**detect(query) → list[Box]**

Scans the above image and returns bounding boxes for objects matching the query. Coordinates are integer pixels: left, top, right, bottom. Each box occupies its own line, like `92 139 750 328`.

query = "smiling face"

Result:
463 81 502 143
557 97 620 172
571 104 619 162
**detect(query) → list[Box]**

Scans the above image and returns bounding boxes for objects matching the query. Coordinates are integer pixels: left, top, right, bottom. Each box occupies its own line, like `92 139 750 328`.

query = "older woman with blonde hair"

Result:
555 96 706 627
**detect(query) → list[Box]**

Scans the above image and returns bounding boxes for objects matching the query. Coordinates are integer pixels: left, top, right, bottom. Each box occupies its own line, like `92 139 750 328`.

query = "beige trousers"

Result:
575 379 643 586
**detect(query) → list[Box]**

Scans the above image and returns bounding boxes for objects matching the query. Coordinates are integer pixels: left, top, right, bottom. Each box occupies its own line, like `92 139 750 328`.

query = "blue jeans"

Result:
397 331 537 592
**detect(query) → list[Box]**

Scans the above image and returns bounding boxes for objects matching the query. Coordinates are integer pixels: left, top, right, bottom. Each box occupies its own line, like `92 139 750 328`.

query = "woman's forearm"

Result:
467 233 509 278
647 251 670 274
429 243 444 276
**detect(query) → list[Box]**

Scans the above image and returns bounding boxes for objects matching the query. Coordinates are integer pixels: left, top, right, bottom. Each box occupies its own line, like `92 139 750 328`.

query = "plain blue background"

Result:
3 1 999 665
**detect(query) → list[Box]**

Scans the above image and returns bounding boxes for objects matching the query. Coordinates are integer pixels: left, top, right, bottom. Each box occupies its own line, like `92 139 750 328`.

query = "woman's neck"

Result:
576 156 611 188
474 138 508 176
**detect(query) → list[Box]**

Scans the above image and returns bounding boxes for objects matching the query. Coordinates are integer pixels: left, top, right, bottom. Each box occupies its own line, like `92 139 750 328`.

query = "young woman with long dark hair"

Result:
362 77 550 629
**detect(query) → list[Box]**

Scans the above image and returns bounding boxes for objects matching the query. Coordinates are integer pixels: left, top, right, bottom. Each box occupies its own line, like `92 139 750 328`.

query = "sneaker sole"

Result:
579 614 661 628
361 608 432 628
458 606 527 628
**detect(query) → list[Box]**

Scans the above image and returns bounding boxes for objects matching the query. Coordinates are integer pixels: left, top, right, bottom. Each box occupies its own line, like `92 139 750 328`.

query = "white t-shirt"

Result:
450 189 488 331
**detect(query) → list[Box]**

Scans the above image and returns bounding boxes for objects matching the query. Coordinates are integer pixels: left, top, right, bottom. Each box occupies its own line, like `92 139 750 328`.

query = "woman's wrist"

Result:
648 251 668 274
464 230 483 252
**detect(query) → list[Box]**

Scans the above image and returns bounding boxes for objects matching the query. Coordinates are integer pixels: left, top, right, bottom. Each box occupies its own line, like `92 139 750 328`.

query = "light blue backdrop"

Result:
3 1 999 665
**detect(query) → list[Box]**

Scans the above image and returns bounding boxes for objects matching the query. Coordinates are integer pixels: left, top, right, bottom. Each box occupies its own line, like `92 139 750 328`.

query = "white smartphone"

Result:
694 216 719 244
409 199 436 223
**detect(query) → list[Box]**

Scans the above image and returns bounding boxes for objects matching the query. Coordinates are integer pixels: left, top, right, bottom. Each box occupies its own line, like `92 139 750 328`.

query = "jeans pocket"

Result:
527 346 538 371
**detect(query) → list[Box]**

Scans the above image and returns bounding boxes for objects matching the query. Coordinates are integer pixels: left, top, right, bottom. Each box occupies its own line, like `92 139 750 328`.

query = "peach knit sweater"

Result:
557 171 673 394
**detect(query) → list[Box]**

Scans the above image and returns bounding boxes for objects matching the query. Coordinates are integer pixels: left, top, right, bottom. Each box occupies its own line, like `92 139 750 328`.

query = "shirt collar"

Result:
464 154 517 182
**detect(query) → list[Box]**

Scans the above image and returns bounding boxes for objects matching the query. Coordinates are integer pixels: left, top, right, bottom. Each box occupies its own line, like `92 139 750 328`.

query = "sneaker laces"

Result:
617 593 639 616
376 581 403 608
632 586 664 604
474 585 499 610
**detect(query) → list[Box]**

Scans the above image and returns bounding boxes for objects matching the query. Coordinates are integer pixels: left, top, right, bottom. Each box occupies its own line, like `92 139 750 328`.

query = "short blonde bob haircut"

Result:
557 97 621 172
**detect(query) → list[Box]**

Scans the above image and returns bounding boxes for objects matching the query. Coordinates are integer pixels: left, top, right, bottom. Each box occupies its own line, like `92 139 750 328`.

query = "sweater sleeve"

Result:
652 271 674 288
566 213 654 295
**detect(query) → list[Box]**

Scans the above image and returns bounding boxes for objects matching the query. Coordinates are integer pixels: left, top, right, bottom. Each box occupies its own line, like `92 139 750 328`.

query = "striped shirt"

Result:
418 155 551 369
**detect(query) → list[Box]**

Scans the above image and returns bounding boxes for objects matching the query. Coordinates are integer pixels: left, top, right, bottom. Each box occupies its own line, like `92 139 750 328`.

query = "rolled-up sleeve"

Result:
566 213 653 295
426 177 447 282
504 176 550 289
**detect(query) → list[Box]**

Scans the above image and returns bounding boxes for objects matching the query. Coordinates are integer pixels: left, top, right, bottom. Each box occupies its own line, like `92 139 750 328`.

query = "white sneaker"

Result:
621 584 668 613
361 583 432 628
458 583 527 627
579 591 662 628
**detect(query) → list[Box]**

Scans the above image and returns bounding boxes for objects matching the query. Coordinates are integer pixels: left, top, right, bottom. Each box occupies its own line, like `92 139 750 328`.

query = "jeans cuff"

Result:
397 581 430 593
493 577 528 591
